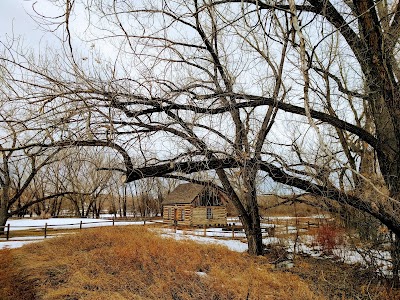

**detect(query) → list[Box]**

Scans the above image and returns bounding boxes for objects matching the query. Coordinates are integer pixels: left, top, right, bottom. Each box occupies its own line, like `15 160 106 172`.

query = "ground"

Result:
0 226 323 300
1 215 399 299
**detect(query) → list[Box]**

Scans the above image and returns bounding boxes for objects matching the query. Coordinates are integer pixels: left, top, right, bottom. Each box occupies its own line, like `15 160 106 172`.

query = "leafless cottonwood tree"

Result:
131 178 169 218
56 148 115 217
0 50 128 227
0 115 72 230
2 1 400 273
2 0 286 254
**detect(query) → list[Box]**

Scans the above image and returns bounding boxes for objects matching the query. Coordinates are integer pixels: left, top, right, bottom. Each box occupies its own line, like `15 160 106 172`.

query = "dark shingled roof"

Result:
162 183 205 205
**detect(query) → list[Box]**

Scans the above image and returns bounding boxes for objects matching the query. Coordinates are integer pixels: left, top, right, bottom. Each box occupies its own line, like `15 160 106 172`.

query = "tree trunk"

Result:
0 206 9 235
123 184 127 217
122 199 127 217
243 222 263 255
391 233 400 288
240 191 264 256
95 200 102 218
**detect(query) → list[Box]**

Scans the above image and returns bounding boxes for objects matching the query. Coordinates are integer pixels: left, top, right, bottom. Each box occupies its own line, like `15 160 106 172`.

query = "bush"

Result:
315 224 344 254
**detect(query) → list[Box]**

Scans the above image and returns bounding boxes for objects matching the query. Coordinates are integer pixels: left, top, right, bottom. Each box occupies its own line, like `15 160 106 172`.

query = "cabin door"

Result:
174 208 178 225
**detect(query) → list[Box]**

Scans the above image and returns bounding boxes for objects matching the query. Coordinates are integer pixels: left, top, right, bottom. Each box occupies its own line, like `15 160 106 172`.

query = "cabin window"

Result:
206 207 213 219
199 192 221 206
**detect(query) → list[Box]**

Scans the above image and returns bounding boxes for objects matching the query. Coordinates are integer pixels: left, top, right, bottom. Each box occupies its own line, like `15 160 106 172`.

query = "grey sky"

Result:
0 0 58 48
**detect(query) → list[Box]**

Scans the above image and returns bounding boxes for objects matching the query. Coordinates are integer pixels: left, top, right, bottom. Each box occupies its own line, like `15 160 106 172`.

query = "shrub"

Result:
315 224 344 254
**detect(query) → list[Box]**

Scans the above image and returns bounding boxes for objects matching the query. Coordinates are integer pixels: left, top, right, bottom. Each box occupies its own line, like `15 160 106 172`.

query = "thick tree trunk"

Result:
391 233 400 288
1 179 11 235
0 206 9 235
216 167 264 256
242 220 263 255
240 189 264 256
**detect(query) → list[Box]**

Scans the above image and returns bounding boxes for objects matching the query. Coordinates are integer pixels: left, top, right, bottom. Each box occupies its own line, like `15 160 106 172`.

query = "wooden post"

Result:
80 220 83 230
44 223 48 238
286 220 289 235
203 224 206 237
6 224 10 241
232 224 235 238
112 218 115 226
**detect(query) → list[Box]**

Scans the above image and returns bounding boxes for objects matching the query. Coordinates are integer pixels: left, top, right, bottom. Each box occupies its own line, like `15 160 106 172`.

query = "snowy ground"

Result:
0 218 152 249
0 217 393 277
160 229 249 252
4 218 150 231
161 220 393 276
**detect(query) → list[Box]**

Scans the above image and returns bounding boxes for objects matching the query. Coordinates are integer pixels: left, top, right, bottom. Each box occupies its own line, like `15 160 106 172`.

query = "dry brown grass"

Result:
258 195 322 217
0 226 323 300
290 256 400 300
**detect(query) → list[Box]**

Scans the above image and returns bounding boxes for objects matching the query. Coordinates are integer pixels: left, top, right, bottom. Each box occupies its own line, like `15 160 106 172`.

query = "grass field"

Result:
1 225 399 299
0 226 323 300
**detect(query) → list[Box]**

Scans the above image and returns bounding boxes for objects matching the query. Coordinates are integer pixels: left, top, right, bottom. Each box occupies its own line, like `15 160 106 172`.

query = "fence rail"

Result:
0 219 117 241
1 216 329 242
166 216 330 239
168 224 277 239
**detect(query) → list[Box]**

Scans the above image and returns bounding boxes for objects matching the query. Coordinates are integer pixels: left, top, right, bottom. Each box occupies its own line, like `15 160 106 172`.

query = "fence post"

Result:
203 224 206 237
286 220 289 235
44 223 48 238
6 224 10 241
112 218 115 226
80 220 83 230
232 224 235 239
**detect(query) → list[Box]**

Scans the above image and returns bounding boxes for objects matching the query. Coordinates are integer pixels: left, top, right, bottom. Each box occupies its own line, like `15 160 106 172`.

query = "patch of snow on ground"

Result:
1 218 394 277
0 218 151 250
160 229 248 252
0 240 41 249
5 218 150 231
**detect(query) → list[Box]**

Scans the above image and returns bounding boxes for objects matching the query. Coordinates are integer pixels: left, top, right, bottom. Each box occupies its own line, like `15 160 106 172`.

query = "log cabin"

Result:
162 183 228 226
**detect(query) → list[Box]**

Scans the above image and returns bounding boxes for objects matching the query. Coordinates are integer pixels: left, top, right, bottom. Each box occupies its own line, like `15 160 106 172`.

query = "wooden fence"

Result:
168 216 332 239
0 219 117 241
169 224 277 239
1 216 331 242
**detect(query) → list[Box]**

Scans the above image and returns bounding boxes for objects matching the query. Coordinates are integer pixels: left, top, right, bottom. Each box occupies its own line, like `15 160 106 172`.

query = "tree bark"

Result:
0 206 9 235
241 211 263 256
391 233 400 287
242 172 264 255
244 225 263 256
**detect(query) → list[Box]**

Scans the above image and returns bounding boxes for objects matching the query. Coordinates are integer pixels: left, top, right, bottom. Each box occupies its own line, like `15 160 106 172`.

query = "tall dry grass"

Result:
258 195 321 217
0 226 323 300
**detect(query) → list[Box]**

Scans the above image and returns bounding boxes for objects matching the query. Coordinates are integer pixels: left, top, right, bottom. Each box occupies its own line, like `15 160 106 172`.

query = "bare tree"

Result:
131 178 169 218
3 0 291 255
0 117 73 231
2 1 400 275
55 148 115 217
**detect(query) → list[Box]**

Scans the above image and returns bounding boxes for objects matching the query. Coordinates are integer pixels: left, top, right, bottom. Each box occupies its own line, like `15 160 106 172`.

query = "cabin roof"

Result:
162 183 206 205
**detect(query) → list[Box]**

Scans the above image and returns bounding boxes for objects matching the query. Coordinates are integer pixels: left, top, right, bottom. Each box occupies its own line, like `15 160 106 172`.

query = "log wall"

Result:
163 204 192 226
191 206 227 226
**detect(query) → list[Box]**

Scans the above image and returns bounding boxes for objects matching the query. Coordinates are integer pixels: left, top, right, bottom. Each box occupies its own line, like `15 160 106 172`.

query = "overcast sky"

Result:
0 0 60 48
